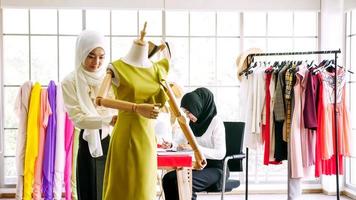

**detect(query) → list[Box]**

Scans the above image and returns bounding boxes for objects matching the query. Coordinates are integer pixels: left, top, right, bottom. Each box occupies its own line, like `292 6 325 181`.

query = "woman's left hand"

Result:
110 115 117 126
177 144 192 151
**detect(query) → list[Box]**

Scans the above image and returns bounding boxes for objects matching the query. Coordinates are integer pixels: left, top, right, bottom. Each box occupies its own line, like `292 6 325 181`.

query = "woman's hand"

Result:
177 144 192 151
160 139 172 149
109 115 117 126
136 103 161 119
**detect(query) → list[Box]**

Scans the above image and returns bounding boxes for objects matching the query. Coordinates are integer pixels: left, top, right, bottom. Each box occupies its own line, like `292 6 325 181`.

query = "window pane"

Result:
294 38 317 51
4 87 19 129
217 38 240 85
190 12 215 36
5 157 16 177
215 87 241 121
139 10 162 36
30 9 57 34
59 36 77 81
351 157 356 185
3 9 29 34
244 12 266 36
268 12 293 36
346 37 351 70
267 38 293 52
59 9 82 35
217 12 240 36
350 132 356 157
352 38 356 81
352 11 356 34
243 38 266 51
347 12 351 36
3 36 29 85
86 10 110 35
165 37 189 85
31 36 58 84
351 83 356 128
112 10 137 35
166 11 189 36
4 130 17 157
294 12 318 36
112 37 137 61
190 38 215 85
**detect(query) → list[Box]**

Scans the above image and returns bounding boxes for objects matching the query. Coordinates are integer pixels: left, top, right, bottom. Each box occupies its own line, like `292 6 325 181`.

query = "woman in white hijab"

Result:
62 30 116 200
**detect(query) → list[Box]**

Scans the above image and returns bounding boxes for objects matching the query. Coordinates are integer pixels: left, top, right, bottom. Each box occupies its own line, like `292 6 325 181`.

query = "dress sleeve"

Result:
107 63 120 87
61 75 111 129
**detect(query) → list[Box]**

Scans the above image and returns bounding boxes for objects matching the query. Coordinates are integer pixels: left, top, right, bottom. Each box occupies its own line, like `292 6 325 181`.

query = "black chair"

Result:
206 121 248 200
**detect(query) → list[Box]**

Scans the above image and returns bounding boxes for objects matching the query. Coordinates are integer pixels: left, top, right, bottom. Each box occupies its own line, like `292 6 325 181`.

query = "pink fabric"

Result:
64 113 75 200
33 89 52 200
14 81 32 199
54 85 66 199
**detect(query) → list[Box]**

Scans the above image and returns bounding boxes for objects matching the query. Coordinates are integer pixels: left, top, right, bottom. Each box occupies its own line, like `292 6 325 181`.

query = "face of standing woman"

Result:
83 47 105 72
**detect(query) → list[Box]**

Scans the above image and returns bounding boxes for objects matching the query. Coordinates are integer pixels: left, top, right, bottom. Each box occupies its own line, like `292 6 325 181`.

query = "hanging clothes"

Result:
64 113 75 200
33 89 52 200
54 84 66 199
71 128 80 200
42 81 57 200
23 82 41 200
14 81 32 200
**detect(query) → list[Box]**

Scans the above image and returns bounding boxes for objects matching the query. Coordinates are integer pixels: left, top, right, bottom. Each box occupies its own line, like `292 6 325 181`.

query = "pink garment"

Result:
64 113 75 200
290 66 306 178
321 68 350 159
33 89 52 200
54 85 66 199
14 81 33 199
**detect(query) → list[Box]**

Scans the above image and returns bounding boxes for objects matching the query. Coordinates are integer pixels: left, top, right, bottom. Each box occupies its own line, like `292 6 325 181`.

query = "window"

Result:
241 11 319 184
345 10 356 190
0 9 320 187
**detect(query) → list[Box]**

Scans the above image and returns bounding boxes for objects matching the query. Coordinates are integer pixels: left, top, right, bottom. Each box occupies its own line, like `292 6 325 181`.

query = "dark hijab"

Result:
180 87 217 137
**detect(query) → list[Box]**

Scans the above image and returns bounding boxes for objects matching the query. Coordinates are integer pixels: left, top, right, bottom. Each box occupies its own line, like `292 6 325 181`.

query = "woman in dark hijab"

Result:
162 87 226 200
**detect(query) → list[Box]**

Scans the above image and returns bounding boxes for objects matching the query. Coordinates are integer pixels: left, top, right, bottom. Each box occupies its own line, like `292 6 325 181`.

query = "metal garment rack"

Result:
245 49 342 200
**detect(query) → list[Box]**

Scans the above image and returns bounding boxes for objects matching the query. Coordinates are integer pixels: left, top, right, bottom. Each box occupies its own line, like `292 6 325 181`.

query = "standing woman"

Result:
62 30 116 200
162 87 226 200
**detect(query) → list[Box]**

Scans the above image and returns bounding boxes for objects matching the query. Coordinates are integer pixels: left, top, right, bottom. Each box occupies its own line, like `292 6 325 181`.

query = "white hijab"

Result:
74 30 108 157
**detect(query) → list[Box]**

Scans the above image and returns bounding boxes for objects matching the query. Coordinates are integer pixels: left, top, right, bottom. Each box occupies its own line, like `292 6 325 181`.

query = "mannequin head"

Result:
122 41 152 68
83 47 105 72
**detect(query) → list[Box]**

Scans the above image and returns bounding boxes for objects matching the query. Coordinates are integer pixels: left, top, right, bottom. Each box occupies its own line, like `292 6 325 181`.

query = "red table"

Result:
157 152 193 200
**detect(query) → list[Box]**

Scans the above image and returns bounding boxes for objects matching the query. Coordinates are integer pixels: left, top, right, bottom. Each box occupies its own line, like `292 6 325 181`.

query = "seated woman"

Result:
162 87 226 200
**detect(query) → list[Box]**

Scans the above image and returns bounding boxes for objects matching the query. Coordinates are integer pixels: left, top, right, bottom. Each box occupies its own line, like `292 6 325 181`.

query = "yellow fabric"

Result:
23 82 41 200
71 127 80 200
103 58 169 200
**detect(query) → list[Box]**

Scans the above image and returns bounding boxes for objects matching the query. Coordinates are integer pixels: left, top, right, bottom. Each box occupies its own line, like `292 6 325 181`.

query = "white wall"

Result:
1 0 320 10
345 0 356 10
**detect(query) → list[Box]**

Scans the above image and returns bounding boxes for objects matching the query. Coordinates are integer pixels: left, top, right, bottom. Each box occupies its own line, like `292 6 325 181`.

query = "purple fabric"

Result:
303 71 319 130
42 81 57 200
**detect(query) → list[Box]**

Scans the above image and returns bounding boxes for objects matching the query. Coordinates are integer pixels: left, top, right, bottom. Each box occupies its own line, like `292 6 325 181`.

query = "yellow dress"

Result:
23 82 41 200
103 58 169 200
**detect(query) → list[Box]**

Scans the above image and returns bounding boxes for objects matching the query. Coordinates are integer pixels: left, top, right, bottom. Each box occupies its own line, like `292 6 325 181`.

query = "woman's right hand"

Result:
136 103 161 119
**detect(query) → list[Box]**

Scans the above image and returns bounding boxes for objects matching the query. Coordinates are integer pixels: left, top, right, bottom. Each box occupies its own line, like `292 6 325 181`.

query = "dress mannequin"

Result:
97 23 206 200
122 22 152 68
121 41 152 68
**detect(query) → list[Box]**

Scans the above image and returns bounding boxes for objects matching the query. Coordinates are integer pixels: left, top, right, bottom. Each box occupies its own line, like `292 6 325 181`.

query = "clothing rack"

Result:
245 49 342 200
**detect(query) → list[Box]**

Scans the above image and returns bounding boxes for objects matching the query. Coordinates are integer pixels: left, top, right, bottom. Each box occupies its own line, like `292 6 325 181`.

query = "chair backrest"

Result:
223 121 245 172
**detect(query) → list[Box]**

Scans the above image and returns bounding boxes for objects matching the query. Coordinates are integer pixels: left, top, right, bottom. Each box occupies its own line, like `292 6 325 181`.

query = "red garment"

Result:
262 72 282 166
262 73 271 165
315 73 345 177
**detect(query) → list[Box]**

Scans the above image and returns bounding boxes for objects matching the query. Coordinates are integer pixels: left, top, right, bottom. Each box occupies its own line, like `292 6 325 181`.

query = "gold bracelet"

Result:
132 103 137 112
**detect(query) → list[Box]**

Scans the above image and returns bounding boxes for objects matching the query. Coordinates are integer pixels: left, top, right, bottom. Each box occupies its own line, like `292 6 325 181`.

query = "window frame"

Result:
0 8 322 188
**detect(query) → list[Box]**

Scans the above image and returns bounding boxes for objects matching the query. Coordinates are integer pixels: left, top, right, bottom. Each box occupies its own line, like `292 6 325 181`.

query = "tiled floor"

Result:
193 193 354 200
0 194 353 200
